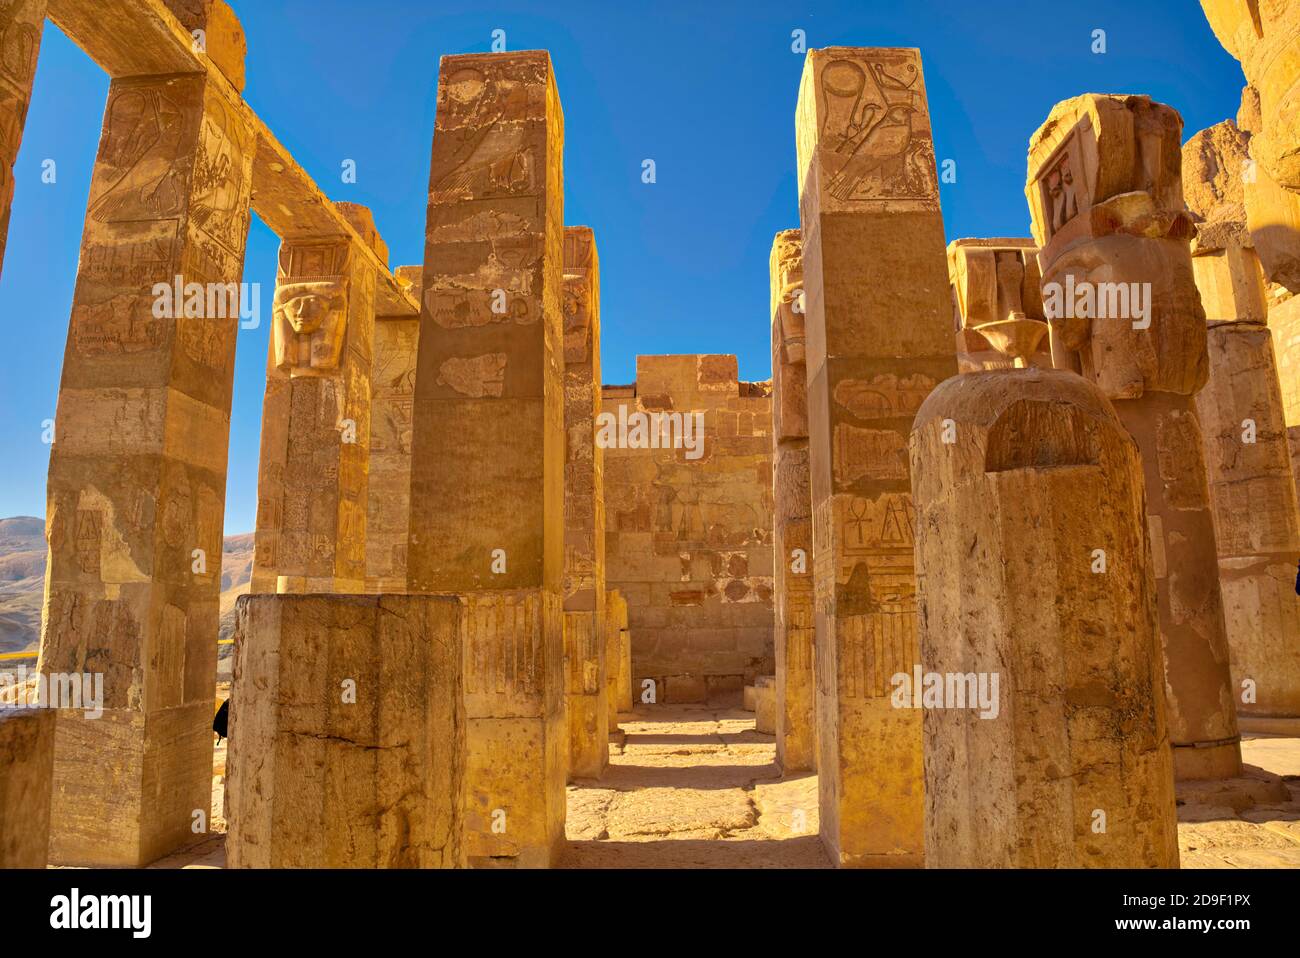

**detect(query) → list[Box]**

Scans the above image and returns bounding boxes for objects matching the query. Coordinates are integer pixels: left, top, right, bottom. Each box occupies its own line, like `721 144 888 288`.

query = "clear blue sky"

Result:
0 0 1246 533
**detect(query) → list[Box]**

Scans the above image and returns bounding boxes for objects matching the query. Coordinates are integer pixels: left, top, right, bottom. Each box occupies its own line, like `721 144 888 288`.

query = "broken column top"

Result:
391 265 423 305
1201 0 1300 190
1026 94 1195 258
947 239 1047 367
770 229 804 364
946 239 1044 326
1028 94 1209 398
1182 122 1255 256
1183 121 1251 225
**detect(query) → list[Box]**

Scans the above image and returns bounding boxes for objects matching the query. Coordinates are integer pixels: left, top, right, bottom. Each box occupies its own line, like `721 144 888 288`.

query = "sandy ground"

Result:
559 705 829 868
1176 734 1300 868
150 704 1300 869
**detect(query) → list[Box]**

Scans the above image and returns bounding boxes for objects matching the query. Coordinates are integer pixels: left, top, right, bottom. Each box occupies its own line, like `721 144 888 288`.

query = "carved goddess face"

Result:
274 280 346 335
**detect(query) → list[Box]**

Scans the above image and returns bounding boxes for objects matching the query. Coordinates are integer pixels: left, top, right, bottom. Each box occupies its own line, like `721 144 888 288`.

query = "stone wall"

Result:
601 355 774 705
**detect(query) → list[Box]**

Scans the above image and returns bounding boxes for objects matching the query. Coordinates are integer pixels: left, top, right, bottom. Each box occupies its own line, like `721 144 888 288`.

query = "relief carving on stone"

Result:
429 61 543 203
424 235 541 329
436 353 507 397
272 241 351 375
563 229 595 364
0 6 40 189
0 5 41 98
817 50 938 205
191 94 252 258
833 373 936 421
89 88 189 225
811 491 918 699
1041 146 1085 238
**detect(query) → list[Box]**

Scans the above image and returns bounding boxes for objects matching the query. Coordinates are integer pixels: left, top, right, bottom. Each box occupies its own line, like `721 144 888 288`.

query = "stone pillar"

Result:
407 51 566 867
794 47 957 866
251 215 380 595
0 708 54 867
769 229 815 773
1027 94 1242 780
225 594 464 867
1201 1 1300 195
1199 6 1300 486
754 675 776 734
365 266 422 593
947 239 1052 373
911 368 1180 868
1196 319 1300 721
562 225 607 778
618 616 632 712
1183 149 1300 724
605 588 627 725
39 66 254 865
1180 116 1267 322
0 0 44 281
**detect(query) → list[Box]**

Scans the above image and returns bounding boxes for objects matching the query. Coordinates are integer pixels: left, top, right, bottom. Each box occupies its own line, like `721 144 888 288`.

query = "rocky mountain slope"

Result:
0 517 254 657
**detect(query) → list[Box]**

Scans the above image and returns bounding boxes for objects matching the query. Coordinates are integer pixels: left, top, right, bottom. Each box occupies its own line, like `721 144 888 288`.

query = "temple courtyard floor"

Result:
146 703 1300 869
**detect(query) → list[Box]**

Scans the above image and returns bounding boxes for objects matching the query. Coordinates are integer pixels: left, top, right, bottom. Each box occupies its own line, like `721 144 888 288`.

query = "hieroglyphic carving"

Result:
428 59 542 201
73 509 102 575
811 491 917 701
71 293 163 356
0 4 40 93
832 373 936 421
463 590 548 700
1040 145 1086 237
808 48 938 207
191 95 252 257
832 424 909 483
88 89 189 224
